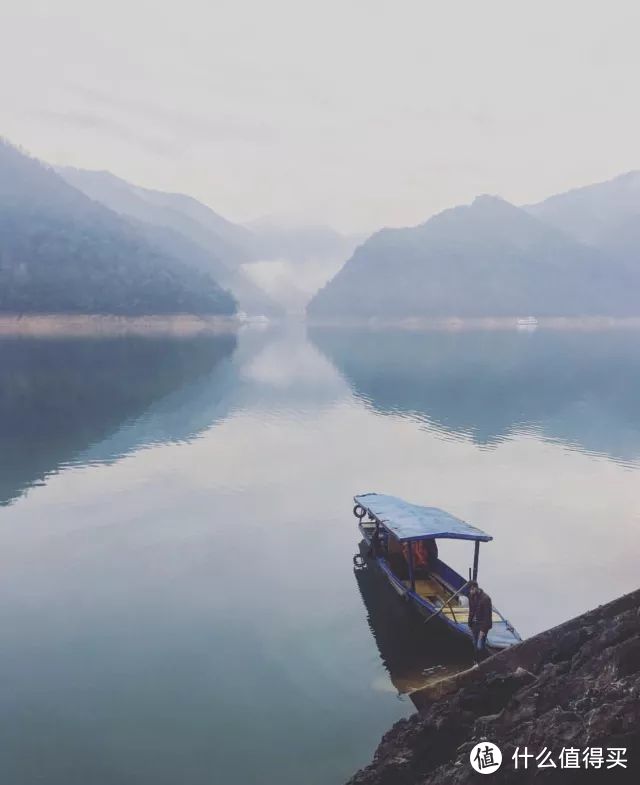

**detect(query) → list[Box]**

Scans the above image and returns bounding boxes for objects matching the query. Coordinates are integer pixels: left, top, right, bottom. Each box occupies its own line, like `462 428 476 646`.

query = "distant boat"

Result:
237 313 270 327
352 493 521 652
517 316 538 330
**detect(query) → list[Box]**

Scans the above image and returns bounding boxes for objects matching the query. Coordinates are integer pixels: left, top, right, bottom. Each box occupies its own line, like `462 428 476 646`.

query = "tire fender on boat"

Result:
353 553 366 568
353 504 366 519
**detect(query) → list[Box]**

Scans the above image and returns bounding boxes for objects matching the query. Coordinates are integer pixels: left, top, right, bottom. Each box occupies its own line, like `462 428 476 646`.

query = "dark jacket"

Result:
469 589 493 632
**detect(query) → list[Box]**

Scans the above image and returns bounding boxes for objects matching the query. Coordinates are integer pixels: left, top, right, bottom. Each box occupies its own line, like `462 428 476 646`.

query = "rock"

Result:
346 589 640 784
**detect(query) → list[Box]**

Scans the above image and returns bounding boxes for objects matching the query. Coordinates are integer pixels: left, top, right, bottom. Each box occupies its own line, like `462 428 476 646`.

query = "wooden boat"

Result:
352 493 521 652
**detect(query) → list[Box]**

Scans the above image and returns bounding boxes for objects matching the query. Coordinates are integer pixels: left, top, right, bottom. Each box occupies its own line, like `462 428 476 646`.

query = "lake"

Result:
0 324 639 785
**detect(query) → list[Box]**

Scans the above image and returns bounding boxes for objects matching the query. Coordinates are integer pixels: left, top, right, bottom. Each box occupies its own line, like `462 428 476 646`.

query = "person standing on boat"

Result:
468 581 492 657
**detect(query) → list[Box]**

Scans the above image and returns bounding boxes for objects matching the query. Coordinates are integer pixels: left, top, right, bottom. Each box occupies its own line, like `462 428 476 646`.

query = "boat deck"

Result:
405 576 441 601
403 577 502 623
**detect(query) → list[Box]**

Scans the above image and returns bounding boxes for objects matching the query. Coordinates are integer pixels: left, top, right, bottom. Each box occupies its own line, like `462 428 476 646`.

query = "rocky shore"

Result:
347 589 639 783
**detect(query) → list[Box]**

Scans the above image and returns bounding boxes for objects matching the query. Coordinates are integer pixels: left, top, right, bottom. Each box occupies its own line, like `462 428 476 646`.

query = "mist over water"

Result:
0 325 638 785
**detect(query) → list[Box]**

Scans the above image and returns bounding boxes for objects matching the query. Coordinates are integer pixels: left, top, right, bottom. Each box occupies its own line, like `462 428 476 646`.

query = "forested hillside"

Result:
0 140 236 315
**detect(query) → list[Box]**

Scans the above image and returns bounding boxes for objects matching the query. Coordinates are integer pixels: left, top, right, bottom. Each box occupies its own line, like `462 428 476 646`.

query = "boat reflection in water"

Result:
354 540 471 709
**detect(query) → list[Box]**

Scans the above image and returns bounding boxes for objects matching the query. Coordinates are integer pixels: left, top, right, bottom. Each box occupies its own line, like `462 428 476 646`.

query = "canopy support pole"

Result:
407 542 416 592
472 541 480 582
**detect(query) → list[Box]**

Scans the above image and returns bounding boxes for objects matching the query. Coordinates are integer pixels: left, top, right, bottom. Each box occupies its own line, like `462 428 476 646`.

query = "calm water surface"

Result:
0 325 639 784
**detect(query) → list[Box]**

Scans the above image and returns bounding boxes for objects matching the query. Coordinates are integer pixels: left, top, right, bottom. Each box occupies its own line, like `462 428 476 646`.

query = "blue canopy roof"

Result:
354 493 492 543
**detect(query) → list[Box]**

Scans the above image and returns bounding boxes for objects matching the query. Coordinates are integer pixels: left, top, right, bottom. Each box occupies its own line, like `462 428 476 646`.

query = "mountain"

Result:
58 167 255 264
308 195 634 319
0 139 236 315
526 171 640 245
58 167 282 316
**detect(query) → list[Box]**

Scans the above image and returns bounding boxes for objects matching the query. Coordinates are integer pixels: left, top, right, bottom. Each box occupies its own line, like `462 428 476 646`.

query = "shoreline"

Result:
3 313 640 337
0 313 240 337
346 588 640 784
307 315 640 331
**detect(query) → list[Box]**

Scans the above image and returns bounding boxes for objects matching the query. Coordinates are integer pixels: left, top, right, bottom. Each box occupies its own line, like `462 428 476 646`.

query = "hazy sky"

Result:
2 0 640 232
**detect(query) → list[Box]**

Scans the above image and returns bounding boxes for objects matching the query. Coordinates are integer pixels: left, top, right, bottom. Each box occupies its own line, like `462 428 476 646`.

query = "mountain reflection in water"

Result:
308 326 640 466
0 333 237 505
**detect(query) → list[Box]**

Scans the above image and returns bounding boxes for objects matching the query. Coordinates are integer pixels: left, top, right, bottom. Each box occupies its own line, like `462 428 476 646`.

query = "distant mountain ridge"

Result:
57 167 283 316
245 217 358 263
526 170 640 245
308 175 640 319
0 139 236 316
6 135 640 320
58 167 361 313
58 167 255 264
